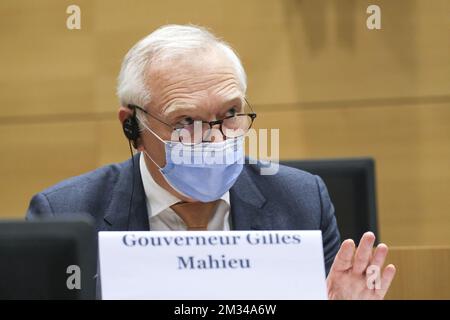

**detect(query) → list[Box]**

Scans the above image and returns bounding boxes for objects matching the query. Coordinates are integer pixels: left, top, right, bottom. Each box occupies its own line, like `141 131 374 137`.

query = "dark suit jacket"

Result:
26 155 341 275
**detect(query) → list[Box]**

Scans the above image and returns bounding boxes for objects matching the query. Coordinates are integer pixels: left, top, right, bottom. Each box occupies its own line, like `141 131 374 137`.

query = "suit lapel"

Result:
230 166 272 230
103 154 149 231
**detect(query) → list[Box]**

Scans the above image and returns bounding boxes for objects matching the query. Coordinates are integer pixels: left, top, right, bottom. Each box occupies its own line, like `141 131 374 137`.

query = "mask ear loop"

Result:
142 149 164 171
136 114 167 171
138 116 167 144
137 126 192 200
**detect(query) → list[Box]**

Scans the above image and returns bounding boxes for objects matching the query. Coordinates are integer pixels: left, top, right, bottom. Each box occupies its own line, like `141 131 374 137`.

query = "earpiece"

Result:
122 105 140 148
123 105 140 230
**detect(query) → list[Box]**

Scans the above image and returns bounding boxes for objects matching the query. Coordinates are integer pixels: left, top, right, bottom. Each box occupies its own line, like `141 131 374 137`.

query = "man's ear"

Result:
118 106 143 150
118 106 133 124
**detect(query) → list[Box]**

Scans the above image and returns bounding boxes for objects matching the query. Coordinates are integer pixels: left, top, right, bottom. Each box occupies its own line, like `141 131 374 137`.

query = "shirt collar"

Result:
139 152 230 218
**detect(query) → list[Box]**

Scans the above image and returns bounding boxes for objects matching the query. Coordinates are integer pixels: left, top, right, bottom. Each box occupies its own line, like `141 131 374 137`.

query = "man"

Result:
27 24 395 299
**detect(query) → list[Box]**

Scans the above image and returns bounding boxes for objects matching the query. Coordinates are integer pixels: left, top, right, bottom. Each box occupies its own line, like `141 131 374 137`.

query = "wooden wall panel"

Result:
0 121 99 218
0 0 449 248
254 102 450 246
0 0 449 116
96 119 132 165
386 246 450 300
0 0 95 117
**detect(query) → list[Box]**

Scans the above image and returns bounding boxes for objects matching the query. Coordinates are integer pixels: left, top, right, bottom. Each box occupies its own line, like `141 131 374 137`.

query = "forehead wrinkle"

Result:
158 91 206 115
156 77 241 114
161 92 242 118
159 78 239 105
156 71 238 97
213 80 242 99
148 52 242 114
151 76 233 111
147 47 241 92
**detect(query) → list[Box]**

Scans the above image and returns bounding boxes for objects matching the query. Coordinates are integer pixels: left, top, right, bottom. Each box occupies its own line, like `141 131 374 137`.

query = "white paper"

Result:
99 230 327 300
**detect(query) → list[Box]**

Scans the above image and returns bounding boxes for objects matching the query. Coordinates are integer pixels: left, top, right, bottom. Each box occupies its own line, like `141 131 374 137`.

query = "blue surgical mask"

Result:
140 123 244 202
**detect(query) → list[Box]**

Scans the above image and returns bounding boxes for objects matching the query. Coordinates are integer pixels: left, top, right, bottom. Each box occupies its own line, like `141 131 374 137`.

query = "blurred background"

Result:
0 0 449 298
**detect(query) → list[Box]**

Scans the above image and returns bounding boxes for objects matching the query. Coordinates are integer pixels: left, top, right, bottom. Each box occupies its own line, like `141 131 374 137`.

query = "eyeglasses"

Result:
129 98 257 145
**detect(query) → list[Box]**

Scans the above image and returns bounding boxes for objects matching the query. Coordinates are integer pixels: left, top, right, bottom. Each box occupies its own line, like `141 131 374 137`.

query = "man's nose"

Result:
203 121 225 142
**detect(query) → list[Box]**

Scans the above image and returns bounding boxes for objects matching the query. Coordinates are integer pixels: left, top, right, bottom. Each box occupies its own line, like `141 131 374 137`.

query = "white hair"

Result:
117 24 247 109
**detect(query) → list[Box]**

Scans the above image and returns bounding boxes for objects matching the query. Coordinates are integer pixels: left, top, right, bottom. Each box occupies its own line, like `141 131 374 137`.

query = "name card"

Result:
98 230 327 299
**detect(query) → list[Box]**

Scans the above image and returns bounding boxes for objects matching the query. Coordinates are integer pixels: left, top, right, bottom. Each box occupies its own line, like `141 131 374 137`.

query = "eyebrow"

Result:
162 101 197 115
162 95 244 117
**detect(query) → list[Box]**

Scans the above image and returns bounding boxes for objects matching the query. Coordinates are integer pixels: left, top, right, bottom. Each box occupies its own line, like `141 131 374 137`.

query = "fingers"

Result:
352 232 376 275
370 243 389 268
381 264 396 292
330 239 355 273
374 264 397 299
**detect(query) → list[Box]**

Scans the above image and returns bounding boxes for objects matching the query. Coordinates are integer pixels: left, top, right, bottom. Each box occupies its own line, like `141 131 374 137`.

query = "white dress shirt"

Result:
139 152 231 231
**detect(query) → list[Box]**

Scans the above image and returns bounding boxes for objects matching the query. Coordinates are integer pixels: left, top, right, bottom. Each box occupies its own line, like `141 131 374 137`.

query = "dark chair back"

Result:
281 157 379 243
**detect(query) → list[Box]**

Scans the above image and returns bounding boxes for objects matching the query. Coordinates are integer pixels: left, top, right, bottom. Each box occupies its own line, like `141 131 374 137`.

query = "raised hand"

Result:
326 232 396 300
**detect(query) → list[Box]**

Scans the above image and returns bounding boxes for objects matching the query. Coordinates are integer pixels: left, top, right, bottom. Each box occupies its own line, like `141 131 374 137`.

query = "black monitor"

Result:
280 158 378 244
0 218 96 299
